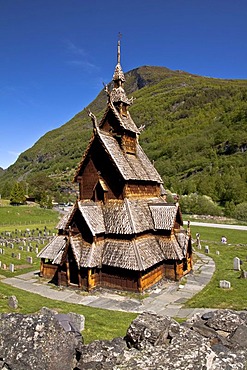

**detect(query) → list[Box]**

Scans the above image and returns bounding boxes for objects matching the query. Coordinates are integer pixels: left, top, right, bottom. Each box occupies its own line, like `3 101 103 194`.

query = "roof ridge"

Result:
132 238 145 271
124 198 136 234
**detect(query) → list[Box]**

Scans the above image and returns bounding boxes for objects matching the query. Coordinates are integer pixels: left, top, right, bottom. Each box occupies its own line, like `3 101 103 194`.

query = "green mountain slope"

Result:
0 66 246 206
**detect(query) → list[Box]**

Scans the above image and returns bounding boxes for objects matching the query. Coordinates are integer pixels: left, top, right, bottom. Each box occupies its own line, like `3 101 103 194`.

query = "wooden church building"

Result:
38 41 192 292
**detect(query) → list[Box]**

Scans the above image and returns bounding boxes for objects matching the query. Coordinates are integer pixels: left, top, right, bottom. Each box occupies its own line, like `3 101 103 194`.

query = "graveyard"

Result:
0 227 56 277
0 204 59 276
184 226 247 310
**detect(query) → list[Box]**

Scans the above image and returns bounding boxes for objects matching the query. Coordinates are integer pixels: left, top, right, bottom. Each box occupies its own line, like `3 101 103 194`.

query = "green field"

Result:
0 205 60 229
0 204 59 276
186 225 247 310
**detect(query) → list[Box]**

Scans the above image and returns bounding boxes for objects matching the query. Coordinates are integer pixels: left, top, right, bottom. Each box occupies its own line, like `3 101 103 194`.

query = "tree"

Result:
10 182 26 205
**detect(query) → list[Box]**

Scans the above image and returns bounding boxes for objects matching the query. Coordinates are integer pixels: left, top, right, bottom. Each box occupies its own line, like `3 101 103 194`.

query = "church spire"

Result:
110 36 133 109
113 38 125 84
117 39 121 64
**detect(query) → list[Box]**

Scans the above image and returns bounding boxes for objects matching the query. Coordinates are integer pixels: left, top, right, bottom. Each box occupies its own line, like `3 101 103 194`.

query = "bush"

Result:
233 202 247 222
179 193 222 216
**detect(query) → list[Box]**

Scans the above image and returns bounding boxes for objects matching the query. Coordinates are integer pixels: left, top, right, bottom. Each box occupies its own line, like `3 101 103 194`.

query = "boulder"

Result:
0 312 82 370
204 309 245 332
125 311 178 349
0 309 247 369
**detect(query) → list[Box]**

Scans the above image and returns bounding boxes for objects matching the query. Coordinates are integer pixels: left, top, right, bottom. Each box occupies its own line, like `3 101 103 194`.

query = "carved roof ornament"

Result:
87 109 98 132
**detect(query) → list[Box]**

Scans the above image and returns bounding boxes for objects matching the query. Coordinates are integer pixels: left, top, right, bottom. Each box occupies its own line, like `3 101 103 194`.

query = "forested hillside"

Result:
0 66 246 215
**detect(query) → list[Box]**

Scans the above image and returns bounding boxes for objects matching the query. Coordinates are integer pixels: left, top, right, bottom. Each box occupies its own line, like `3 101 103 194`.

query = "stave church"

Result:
38 41 192 292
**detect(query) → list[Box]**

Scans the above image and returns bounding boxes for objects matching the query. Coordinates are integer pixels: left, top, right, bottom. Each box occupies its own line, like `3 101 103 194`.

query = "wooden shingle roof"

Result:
56 204 77 230
149 204 179 230
101 233 187 271
103 201 132 234
74 125 162 184
37 235 67 264
102 237 163 271
78 201 105 236
77 199 181 236
158 234 185 260
99 103 139 134
70 234 103 268
38 230 188 270
98 130 162 182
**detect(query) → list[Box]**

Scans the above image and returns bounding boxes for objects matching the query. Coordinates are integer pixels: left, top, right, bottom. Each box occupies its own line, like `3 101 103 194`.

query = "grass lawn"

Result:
0 204 59 276
0 204 60 229
185 225 247 310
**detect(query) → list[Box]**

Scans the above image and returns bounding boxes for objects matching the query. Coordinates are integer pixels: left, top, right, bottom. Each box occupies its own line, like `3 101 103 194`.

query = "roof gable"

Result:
99 103 140 135
37 235 67 264
78 200 105 236
98 130 162 182
149 203 179 230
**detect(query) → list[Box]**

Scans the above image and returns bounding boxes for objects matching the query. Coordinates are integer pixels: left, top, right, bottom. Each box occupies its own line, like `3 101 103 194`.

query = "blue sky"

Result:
0 0 247 169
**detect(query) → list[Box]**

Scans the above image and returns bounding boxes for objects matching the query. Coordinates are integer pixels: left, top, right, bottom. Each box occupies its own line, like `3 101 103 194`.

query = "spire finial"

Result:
117 32 122 64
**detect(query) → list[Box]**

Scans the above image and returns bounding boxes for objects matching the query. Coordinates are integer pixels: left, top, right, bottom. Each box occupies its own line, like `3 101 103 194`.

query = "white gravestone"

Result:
219 280 231 289
9 264 15 272
233 257 240 271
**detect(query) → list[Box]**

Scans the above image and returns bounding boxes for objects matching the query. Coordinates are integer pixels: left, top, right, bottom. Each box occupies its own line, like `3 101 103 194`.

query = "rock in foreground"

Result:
0 309 247 369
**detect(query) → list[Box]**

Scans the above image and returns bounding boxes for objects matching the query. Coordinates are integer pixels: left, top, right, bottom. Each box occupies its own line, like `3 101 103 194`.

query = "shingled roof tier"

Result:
37 235 67 264
100 103 139 133
73 199 181 236
98 130 162 182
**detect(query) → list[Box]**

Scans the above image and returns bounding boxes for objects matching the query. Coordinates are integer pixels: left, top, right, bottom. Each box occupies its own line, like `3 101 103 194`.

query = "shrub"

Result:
233 202 247 222
179 193 222 216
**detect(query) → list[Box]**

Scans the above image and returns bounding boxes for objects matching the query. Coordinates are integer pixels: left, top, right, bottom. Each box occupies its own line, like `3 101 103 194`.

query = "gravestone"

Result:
0 261 1 268
11 252 15 258
0 248 2 254
8 295 18 309
17 253 21 260
205 245 209 254
27 256 33 264
216 251 220 255
26 246 30 252
2 263 6 270
35 247 39 254
240 270 247 279
19 246 23 250
9 264 15 272
233 257 240 271
219 280 231 289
